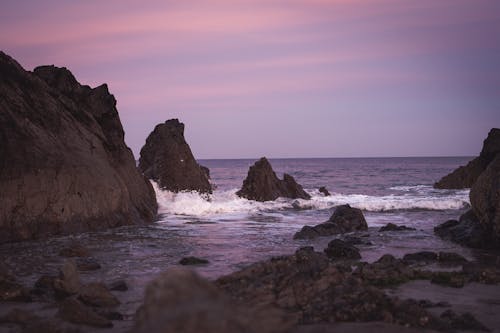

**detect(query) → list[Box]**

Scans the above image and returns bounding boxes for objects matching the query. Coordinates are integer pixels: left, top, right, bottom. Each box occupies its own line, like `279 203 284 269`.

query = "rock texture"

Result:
236 157 310 201
133 267 291 333
0 51 157 243
294 204 367 239
434 128 500 189
139 119 212 193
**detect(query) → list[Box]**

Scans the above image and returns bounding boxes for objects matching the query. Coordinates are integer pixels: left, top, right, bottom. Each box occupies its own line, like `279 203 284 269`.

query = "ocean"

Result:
0 156 475 327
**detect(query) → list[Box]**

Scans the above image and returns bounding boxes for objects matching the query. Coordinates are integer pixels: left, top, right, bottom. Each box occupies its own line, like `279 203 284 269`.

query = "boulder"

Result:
379 223 416 232
78 282 120 308
108 279 128 292
236 157 310 201
139 119 212 193
324 239 361 260
319 186 331 196
0 51 157 243
58 297 112 328
434 128 500 189
179 256 209 265
133 267 291 333
0 271 30 302
294 204 367 239
53 260 81 298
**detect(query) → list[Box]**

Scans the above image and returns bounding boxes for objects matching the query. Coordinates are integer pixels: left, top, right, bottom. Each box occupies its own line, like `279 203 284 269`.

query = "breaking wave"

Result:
152 182 470 217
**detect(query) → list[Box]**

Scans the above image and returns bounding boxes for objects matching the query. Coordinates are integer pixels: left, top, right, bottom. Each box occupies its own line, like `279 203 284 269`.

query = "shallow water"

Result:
0 157 480 330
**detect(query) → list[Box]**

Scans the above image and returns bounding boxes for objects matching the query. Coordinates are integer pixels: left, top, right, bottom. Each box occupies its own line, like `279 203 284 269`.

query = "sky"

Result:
1 0 499 159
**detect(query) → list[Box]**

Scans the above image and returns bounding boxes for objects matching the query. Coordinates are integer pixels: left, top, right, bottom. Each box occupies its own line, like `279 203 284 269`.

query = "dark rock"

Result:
379 223 416 232
59 243 90 257
319 186 331 196
294 204 367 239
0 271 31 302
0 52 157 243
108 279 128 291
324 239 361 260
434 128 500 189
430 272 466 288
139 119 212 193
133 267 291 333
463 263 500 284
53 260 81 298
32 275 57 298
354 255 420 286
0 308 76 333
437 252 468 264
58 297 112 328
95 309 124 321
402 252 438 264
440 310 490 331
75 257 101 271
200 165 210 179
179 256 209 265
434 210 495 249
341 235 372 246
78 282 120 308
236 157 310 201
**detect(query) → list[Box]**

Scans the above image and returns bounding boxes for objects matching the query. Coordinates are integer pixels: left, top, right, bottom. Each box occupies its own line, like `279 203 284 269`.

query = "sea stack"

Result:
139 119 212 194
236 157 310 202
434 128 500 189
0 52 157 243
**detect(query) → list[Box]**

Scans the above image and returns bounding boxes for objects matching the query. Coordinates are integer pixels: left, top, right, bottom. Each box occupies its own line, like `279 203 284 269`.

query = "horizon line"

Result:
194 155 474 161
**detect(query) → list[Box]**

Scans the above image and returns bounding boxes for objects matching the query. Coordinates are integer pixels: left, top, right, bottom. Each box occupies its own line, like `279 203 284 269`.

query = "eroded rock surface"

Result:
139 119 212 193
0 51 157 243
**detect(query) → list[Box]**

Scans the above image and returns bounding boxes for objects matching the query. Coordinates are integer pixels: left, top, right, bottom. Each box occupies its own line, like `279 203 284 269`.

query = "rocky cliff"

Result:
139 119 212 193
434 128 500 189
0 51 157 243
236 157 310 201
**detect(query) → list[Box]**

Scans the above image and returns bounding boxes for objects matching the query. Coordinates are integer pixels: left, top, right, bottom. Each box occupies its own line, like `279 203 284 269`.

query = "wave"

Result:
152 182 470 217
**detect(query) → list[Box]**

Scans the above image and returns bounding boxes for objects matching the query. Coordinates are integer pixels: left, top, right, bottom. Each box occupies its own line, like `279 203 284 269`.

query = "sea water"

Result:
0 156 474 324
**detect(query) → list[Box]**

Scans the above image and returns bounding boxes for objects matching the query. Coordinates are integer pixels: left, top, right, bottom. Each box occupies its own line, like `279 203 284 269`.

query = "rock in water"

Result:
0 52 157 243
139 119 212 193
434 128 500 189
236 157 310 201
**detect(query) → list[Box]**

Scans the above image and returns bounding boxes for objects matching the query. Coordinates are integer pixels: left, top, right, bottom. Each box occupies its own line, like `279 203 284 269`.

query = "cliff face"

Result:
139 119 212 194
434 128 500 189
0 52 157 243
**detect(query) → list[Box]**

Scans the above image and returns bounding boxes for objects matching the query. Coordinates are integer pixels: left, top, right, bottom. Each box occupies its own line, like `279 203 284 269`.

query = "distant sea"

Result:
0 156 475 324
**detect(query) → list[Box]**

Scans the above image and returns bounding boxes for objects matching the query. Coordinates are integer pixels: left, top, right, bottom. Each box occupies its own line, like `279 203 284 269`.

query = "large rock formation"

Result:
0 51 157 243
139 119 212 193
294 204 368 239
434 128 500 189
236 157 310 201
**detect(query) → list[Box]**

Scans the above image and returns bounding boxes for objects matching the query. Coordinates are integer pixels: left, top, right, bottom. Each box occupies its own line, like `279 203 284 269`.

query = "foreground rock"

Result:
324 239 361 260
236 157 310 201
434 128 500 189
0 52 157 243
133 267 291 333
294 204 367 239
58 297 112 328
139 119 212 193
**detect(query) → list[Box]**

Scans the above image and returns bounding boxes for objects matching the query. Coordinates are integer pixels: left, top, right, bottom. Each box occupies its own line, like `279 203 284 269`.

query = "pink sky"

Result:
1 0 499 158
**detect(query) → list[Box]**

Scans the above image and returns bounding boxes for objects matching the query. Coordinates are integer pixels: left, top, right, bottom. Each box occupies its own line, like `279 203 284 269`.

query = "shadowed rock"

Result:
58 297 112 328
324 239 361 260
179 256 209 265
319 186 331 196
236 157 310 201
0 51 157 243
379 223 416 232
294 204 367 239
139 119 212 194
434 128 500 189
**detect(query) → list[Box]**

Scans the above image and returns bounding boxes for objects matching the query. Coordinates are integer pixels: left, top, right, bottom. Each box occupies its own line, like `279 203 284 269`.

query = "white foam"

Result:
151 181 470 217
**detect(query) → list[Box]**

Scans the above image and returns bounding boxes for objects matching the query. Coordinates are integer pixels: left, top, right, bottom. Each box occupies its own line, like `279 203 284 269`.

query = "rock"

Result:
434 128 500 189
0 271 31 302
75 257 101 271
434 210 495 249
402 252 438 264
139 119 212 193
108 279 128 291
354 255 421 286
95 309 124 321
58 297 112 328
319 186 331 196
59 243 90 257
430 272 466 288
0 308 75 333
294 204 367 239
78 282 120 308
379 223 416 232
462 263 500 284
0 52 157 243
437 252 468 264
133 267 291 333
32 275 57 299
236 157 310 201
200 165 210 179
324 239 361 260
440 310 490 331
53 260 81 298
179 256 209 265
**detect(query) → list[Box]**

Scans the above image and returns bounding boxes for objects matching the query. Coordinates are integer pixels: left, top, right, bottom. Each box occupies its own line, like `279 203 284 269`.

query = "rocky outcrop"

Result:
379 223 416 232
294 204 368 239
0 51 157 243
133 267 291 333
236 157 310 201
139 119 212 193
434 128 500 189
